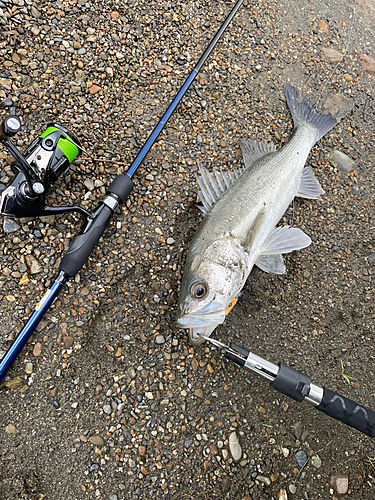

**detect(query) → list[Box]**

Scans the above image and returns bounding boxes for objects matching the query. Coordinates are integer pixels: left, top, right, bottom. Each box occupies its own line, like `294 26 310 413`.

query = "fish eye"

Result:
190 282 208 299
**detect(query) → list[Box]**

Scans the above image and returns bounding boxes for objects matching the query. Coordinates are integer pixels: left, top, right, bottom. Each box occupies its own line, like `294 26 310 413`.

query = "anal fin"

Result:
296 166 325 199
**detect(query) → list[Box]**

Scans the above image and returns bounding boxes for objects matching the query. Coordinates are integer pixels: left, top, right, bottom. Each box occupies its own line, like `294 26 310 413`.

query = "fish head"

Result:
177 239 246 345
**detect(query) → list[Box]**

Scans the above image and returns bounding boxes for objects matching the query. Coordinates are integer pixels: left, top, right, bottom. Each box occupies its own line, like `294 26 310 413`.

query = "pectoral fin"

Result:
296 166 325 199
255 226 311 274
255 254 285 274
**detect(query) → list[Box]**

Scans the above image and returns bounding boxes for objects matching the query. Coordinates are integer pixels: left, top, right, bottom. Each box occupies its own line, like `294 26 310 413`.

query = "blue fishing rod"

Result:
0 0 245 382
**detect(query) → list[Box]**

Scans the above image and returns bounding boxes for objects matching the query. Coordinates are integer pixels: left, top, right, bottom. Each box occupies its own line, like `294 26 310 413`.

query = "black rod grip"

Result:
59 176 133 277
317 388 375 438
107 175 133 202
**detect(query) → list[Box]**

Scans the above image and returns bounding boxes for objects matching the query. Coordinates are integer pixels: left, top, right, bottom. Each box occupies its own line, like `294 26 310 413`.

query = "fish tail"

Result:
284 84 337 144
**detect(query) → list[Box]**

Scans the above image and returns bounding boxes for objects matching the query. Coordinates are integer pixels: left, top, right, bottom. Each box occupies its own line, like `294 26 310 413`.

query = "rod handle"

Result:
59 175 133 277
317 388 375 438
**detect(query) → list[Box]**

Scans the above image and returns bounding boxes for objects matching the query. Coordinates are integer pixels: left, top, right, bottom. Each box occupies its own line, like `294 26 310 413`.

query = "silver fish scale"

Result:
188 123 317 264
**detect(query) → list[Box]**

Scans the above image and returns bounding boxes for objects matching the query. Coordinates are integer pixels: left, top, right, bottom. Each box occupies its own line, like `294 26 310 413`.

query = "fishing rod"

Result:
0 0 245 382
201 335 375 438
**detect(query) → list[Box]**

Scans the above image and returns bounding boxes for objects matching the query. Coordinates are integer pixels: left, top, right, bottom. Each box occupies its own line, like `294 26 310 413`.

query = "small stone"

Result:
139 445 146 456
155 335 165 344
25 362 33 374
4 376 23 389
271 472 279 482
228 431 242 462
115 347 122 357
145 392 153 400
329 150 355 173
289 484 297 495
5 423 16 434
331 475 349 495
106 67 114 78
323 93 353 118
103 405 111 414
222 477 231 494
191 358 198 372
209 444 218 455
128 366 136 379
63 335 74 348
358 54 375 73
311 455 322 469
166 237 175 245
291 421 302 439
33 342 42 357
18 273 29 286
257 475 271 486
295 450 307 468
3 218 20 233
278 489 288 500
2 97 13 107
194 388 203 398
160 399 169 407
89 435 105 446
30 5 41 18
184 439 193 449
343 73 352 82
95 384 103 395
109 495 117 500
25 255 43 274
89 84 101 95
322 47 343 63
317 19 329 33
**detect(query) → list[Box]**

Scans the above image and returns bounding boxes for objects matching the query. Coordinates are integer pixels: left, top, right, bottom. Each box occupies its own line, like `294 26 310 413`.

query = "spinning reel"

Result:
0 115 89 220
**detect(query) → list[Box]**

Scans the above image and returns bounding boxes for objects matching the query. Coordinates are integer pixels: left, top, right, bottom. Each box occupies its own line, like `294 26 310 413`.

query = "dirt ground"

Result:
0 0 375 499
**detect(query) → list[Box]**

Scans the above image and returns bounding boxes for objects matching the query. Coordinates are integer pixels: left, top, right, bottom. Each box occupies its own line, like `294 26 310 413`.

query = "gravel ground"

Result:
0 0 375 499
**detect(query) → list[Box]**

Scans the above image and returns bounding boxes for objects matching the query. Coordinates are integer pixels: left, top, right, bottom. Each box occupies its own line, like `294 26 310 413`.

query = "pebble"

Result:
5 423 16 434
331 475 349 495
329 150 355 173
155 334 165 344
103 405 111 415
291 421 302 439
295 450 308 468
89 435 105 446
289 484 297 495
33 342 42 357
25 255 43 274
3 218 20 233
257 475 271 486
127 366 136 379
228 431 242 462
25 362 33 374
278 489 288 500
311 455 322 469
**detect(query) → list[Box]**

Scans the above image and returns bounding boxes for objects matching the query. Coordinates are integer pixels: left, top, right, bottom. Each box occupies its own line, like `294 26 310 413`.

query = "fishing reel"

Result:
0 115 89 220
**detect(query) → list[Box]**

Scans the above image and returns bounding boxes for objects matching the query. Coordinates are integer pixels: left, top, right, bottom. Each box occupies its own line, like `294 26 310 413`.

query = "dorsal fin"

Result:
197 139 276 215
196 164 245 214
239 139 276 168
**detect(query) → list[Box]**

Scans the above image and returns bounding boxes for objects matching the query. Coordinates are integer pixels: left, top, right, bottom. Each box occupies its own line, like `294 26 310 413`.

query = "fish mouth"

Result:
176 301 225 346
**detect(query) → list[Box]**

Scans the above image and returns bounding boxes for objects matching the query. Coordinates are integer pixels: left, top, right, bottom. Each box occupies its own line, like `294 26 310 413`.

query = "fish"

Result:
176 84 337 345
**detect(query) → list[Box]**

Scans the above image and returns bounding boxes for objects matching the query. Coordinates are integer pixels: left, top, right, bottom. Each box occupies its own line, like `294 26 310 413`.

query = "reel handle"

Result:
0 115 22 141
59 175 133 277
